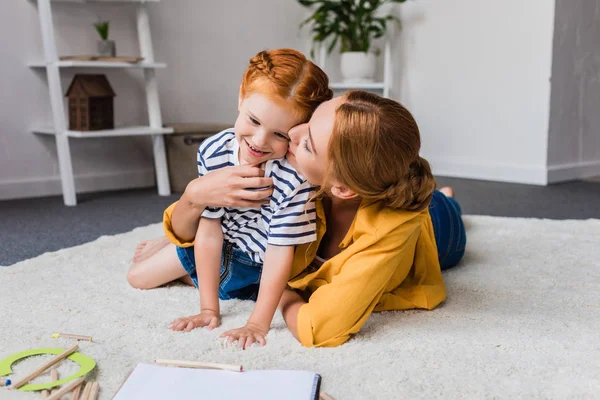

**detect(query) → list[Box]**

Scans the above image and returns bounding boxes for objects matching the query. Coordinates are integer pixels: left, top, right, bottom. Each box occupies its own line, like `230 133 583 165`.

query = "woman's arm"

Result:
169 166 274 243
287 221 432 348
278 288 306 342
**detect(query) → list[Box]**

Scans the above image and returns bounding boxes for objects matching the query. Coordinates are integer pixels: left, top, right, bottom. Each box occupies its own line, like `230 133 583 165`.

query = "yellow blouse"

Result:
163 199 446 348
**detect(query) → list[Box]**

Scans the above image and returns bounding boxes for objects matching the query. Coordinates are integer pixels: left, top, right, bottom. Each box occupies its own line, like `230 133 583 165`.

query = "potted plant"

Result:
299 0 408 83
94 21 115 57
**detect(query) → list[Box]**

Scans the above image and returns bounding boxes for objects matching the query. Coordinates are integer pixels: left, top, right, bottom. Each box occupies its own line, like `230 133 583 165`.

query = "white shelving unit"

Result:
29 60 167 68
29 0 173 206
317 35 393 98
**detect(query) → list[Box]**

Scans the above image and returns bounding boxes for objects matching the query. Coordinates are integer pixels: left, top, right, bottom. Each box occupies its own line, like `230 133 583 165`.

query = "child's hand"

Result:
220 322 268 350
169 310 221 332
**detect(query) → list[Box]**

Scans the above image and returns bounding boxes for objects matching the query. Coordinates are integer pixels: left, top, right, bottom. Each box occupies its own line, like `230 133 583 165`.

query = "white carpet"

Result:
1 216 599 399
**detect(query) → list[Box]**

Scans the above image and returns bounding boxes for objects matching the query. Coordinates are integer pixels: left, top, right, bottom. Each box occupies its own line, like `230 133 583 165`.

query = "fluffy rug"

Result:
1 216 599 399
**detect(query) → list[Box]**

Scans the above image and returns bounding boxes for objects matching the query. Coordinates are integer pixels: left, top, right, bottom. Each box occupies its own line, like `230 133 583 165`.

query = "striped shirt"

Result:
197 129 317 263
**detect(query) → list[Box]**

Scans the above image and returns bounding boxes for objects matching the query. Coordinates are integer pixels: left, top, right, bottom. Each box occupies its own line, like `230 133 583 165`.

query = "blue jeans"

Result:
177 241 262 301
177 190 466 300
429 190 466 270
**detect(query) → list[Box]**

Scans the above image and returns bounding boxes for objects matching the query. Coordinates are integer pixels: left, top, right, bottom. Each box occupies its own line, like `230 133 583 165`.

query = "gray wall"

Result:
0 1 307 200
548 0 600 180
4 0 598 199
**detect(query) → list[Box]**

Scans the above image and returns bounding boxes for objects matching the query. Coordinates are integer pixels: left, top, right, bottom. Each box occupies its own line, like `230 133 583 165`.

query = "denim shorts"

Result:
428 190 467 270
176 241 262 301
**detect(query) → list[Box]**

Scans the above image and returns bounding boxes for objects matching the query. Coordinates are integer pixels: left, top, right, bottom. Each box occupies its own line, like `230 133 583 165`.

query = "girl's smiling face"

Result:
234 93 300 166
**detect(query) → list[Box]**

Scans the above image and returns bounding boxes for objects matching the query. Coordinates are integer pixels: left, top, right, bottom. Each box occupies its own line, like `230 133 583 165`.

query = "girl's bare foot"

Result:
439 186 454 198
132 236 171 263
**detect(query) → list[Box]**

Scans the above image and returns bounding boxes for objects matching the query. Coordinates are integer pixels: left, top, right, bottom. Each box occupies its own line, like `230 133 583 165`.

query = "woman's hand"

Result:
184 165 273 209
220 322 268 350
171 165 273 242
169 310 221 332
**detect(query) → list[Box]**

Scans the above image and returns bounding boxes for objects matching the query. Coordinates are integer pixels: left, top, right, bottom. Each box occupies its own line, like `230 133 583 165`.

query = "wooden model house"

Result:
65 74 115 131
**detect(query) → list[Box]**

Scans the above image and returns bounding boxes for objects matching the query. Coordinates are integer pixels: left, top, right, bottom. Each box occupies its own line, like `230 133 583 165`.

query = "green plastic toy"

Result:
0 348 96 391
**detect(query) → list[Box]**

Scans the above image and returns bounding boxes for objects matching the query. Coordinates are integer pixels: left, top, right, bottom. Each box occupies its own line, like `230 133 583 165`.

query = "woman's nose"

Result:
288 124 305 145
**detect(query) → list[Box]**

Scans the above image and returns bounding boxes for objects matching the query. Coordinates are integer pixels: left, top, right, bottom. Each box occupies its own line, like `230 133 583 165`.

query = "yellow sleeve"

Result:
296 223 420 348
163 202 195 248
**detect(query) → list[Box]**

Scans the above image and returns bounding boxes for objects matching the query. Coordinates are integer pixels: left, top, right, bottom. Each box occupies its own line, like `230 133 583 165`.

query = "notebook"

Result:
113 363 322 400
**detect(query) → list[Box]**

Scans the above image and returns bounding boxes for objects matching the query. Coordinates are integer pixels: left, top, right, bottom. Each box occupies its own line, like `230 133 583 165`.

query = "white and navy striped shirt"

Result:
197 129 317 264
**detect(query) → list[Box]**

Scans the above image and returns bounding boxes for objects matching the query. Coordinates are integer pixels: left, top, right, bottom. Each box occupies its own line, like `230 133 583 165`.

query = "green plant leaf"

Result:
93 21 109 40
297 0 407 55
327 35 340 54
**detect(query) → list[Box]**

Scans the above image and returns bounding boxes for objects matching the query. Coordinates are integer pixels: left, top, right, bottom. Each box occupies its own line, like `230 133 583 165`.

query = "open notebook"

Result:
113 363 321 400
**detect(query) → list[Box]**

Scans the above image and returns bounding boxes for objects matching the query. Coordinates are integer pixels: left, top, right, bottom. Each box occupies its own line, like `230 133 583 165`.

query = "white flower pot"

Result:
340 52 376 83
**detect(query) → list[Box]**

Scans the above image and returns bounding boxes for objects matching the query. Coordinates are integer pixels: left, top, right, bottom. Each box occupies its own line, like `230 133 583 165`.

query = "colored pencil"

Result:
70 382 83 400
10 344 78 389
154 359 243 372
46 377 84 400
88 381 99 400
79 382 92 400
51 332 93 342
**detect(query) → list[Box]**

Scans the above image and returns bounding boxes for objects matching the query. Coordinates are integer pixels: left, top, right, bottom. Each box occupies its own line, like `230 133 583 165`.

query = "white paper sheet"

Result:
113 363 320 400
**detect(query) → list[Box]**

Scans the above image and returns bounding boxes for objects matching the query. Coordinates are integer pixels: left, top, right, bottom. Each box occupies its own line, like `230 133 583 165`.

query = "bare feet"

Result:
132 236 171 263
439 186 454 198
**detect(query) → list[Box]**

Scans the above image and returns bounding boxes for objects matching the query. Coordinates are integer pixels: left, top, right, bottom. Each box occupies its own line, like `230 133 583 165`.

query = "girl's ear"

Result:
238 87 243 111
330 183 358 200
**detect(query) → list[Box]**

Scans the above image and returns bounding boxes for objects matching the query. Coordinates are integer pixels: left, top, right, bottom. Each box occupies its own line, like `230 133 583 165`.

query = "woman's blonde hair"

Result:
240 49 333 122
327 90 436 211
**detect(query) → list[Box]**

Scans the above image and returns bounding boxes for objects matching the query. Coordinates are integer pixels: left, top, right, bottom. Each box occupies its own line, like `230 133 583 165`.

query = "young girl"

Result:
161 90 466 348
128 48 333 347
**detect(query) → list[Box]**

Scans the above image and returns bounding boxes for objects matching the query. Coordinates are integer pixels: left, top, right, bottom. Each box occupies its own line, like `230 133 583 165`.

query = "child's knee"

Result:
127 266 149 289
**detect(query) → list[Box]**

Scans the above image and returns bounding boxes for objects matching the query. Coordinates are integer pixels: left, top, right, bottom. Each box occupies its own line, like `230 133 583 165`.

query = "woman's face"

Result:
287 96 344 185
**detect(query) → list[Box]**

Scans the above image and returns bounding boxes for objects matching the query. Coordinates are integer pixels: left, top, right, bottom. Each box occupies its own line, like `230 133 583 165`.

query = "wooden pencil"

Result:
11 344 78 389
50 369 59 395
0 378 11 387
320 393 336 400
79 381 92 400
154 359 243 372
70 382 83 400
46 376 84 400
42 368 59 397
88 381 99 400
51 333 93 342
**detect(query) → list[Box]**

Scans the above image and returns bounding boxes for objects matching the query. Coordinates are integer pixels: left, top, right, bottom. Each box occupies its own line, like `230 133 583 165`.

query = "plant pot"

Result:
340 52 376 83
97 40 116 57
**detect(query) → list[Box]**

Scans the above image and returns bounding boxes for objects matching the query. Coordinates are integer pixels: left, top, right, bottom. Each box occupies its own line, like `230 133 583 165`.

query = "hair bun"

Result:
377 157 435 211
249 50 274 75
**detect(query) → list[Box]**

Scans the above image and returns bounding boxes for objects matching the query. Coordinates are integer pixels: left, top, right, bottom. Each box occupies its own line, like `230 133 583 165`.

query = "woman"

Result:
131 91 466 348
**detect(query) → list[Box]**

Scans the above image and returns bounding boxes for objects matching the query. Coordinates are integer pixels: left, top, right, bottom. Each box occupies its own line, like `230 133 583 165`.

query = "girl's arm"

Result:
169 218 224 332
196 218 224 317
249 245 295 329
221 245 295 349
168 166 274 244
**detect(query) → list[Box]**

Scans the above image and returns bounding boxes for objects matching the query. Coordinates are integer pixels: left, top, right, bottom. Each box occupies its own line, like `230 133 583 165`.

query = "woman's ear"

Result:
330 183 358 200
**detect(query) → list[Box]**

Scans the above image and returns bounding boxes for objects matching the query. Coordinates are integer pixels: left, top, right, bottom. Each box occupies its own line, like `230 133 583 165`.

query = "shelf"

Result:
42 0 162 3
29 61 166 69
330 82 386 90
33 126 174 138
31 0 172 205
